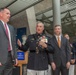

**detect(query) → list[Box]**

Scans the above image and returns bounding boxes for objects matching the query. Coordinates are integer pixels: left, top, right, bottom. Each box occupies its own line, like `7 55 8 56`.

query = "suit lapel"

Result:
61 36 64 48
53 36 59 47
0 21 8 39
53 35 63 49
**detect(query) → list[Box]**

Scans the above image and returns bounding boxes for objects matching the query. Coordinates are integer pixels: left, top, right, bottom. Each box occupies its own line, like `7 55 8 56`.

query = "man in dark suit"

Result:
0 8 17 75
49 25 71 75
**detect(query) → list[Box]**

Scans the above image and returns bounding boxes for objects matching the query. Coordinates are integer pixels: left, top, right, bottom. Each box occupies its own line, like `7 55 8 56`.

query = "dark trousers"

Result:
52 65 69 75
0 52 13 75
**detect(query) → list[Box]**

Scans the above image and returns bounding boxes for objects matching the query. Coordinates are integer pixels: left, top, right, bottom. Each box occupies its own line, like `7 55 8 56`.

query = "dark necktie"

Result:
4 24 11 51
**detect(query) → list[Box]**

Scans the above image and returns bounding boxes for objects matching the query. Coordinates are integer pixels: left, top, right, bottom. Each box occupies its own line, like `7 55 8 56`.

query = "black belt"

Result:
30 50 46 53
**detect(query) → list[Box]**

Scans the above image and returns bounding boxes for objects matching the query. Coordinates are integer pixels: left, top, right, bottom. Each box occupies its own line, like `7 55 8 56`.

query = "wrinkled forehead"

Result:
4 9 10 13
36 23 44 27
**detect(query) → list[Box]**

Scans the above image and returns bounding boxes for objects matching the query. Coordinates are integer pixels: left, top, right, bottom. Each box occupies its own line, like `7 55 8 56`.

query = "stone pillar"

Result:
52 0 61 26
26 6 36 35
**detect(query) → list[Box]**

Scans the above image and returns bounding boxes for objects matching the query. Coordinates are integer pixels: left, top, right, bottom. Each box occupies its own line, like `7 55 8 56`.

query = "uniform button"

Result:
43 57 45 59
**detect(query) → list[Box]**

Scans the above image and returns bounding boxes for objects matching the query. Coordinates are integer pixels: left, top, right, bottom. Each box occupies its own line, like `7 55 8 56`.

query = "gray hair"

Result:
36 21 44 27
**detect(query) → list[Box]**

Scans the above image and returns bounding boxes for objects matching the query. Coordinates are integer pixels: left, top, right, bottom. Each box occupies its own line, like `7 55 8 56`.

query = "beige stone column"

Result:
26 6 36 35
52 0 61 26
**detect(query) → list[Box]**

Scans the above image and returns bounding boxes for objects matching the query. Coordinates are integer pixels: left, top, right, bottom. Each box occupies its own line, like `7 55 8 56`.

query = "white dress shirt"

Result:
55 35 61 41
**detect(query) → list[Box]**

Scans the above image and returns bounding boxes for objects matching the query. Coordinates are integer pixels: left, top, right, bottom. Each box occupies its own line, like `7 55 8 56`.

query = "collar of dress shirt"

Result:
54 34 61 41
0 20 7 26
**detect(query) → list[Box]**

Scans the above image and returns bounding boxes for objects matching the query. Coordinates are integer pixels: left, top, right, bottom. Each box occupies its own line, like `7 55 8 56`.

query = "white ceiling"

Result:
0 0 15 8
0 0 43 16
